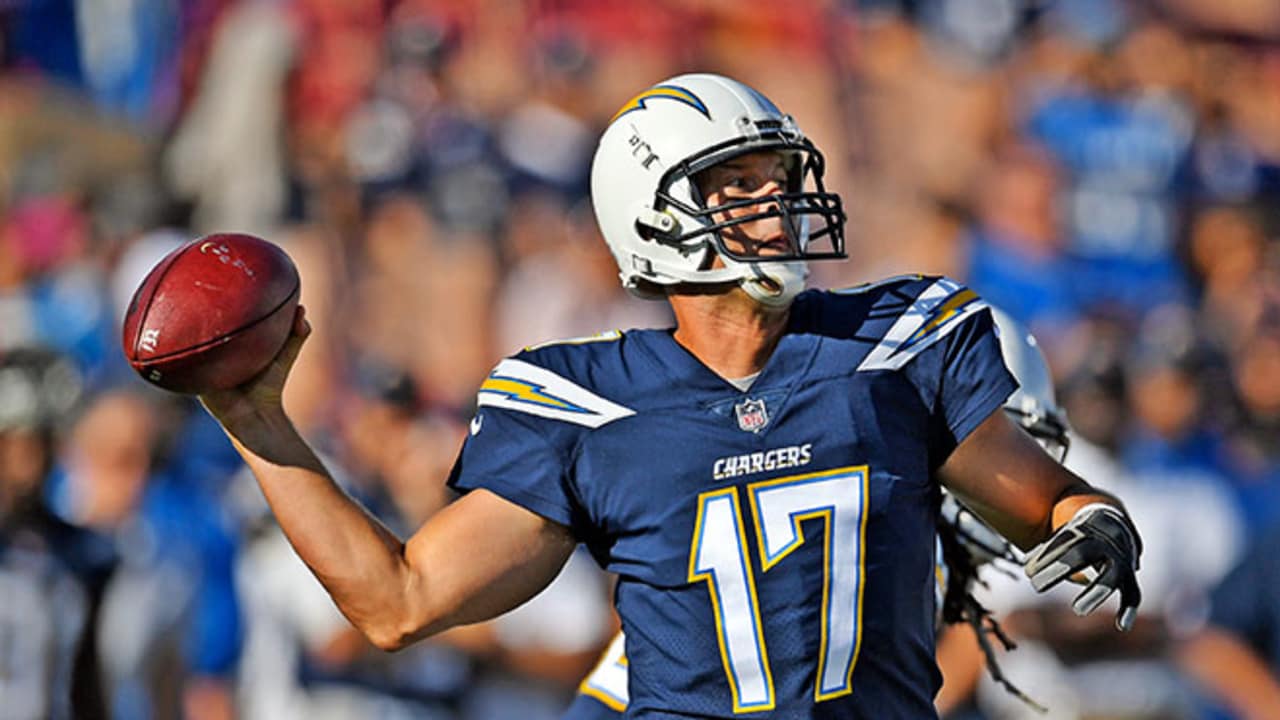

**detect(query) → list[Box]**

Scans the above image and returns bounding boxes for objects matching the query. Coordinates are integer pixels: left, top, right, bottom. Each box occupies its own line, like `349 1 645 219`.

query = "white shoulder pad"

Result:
523 329 622 352
829 273 926 296
857 277 988 372
477 358 636 428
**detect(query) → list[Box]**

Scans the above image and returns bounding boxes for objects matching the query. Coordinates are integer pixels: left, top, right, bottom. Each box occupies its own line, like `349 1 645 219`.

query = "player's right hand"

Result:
200 305 311 426
1023 503 1143 632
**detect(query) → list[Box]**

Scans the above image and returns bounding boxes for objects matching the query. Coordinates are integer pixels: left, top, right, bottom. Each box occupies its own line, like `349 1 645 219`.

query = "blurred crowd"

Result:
2 0 1280 718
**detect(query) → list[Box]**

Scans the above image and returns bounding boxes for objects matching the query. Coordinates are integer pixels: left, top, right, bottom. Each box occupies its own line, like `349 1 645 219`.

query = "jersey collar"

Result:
630 326 819 396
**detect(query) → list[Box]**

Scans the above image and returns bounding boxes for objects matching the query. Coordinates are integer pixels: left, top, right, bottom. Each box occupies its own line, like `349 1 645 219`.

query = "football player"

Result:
563 306 1072 718
200 74 1141 718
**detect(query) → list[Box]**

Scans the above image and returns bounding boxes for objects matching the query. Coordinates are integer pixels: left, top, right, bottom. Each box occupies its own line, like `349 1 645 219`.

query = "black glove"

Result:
1024 503 1143 631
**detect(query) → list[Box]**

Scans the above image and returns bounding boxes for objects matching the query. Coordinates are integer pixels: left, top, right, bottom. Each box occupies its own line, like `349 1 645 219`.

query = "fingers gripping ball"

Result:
1024 503 1143 631
122 233 300 394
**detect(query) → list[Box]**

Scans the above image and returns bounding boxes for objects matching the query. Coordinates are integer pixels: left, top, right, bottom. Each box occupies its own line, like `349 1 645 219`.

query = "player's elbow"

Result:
359 584 445 652
361 614 432 652
365 626 414 652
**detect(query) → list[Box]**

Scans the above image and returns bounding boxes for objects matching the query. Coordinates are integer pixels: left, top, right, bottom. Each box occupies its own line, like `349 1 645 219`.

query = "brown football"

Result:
122 233 300 394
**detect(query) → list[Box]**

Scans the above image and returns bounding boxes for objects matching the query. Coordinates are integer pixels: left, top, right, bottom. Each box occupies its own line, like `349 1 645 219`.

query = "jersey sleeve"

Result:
447 355 636 535
890 281 1017 467
933 306 1018 446
446 407 581 530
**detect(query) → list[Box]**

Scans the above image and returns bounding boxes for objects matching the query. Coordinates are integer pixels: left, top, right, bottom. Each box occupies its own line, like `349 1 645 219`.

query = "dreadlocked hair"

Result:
936 515 1048 715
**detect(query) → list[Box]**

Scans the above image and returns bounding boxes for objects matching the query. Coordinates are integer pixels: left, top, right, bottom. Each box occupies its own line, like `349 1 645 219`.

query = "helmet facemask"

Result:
634 125 845 304
643 133 845 267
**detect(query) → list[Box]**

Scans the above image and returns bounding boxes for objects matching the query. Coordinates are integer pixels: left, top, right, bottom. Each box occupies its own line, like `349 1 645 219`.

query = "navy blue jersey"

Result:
449 276 1016 718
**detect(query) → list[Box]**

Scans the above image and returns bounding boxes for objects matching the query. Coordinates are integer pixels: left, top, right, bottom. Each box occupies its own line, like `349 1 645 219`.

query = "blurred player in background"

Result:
0 347 112 720
199 74 1141 718
564 305 1072 718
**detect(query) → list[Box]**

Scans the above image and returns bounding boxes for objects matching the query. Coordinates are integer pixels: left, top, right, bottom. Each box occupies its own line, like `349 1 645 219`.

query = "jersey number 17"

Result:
689 465 869 713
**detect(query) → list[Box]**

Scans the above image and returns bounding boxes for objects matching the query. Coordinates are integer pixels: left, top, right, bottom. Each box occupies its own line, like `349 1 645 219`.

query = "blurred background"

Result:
2 0 1280 718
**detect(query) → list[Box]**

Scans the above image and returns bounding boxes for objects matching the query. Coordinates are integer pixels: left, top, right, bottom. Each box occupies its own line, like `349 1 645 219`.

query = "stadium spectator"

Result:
46 389 242 720
0 347 112 720
1178 520 1280 720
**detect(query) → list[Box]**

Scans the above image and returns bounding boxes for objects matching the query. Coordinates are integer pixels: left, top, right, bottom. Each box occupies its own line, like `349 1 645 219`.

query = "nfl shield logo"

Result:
734 398 769 433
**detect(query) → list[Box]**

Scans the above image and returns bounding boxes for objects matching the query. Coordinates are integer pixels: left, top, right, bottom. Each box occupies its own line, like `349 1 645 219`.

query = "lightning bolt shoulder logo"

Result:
611 85 711 123
477 359 635 429
857 278 988 372
899 288 979 351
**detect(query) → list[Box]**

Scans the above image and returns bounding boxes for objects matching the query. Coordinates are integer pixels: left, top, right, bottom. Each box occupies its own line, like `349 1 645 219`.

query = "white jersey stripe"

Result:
856 278 988 372
477 358 636 428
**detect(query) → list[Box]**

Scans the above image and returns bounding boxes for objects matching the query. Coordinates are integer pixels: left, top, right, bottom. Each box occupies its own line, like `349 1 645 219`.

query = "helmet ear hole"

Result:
634 219 656 242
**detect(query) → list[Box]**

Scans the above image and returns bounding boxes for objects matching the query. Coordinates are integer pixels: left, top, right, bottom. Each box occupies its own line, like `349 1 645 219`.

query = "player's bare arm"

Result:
201 308 576 650
938 408 1112 549
939 408 1142 630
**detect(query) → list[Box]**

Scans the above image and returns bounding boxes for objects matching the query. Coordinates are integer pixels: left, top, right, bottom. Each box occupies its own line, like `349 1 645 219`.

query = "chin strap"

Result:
738 260 808 306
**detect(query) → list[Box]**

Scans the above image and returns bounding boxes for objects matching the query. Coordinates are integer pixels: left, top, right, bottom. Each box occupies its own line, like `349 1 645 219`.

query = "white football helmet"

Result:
590 73 846 306
991 306 1070 462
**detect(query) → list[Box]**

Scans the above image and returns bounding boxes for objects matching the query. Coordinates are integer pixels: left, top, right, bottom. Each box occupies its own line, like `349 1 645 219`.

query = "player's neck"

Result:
669 288 790 381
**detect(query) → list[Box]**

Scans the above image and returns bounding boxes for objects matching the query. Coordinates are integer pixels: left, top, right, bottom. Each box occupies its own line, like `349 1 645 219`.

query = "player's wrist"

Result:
1048 489 1120 533
201 393 290 441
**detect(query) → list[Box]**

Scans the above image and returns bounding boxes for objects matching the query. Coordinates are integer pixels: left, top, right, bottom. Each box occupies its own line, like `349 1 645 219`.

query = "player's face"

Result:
696 150 799 259
0 428 48 516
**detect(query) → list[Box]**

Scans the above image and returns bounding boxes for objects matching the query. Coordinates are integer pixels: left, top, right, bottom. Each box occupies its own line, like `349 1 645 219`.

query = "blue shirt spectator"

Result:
1027 87 1193 314
1207 521 1280 678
